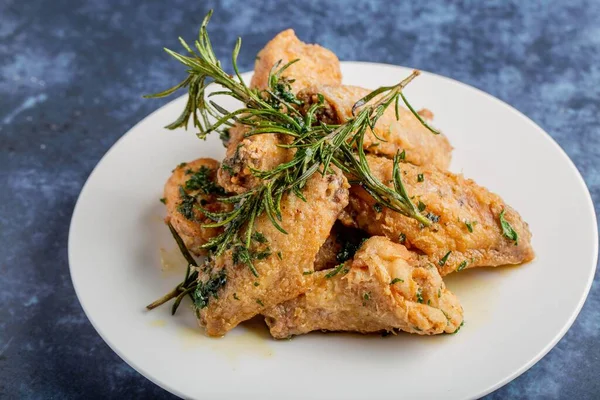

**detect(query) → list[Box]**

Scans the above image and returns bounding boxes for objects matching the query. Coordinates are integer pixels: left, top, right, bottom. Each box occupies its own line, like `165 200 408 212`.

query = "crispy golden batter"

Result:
264 236 463 338
197 170 350 336
298 85 453 169
250 29 342 93
164 158 230 255
340 156 534 275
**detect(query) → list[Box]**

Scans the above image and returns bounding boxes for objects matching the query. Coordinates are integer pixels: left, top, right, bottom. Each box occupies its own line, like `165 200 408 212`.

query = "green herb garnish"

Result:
499 209 518 244
221 163 234 174
452 321 464 334
416 287 424 303
417 173 424 182
362 292 371 305
425 212 439 223
252 231 268 243
457 260 468 271
465 221 473 233
177 187 197 220
398 233 406 244
184 166 225 195
193 269 227 309
325 263 346 279
439 251 451 266
336 238 366 263
390 278 404 284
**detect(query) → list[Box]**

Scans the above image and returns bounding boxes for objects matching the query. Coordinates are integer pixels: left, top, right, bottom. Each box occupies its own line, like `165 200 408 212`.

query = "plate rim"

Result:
68 61 599 399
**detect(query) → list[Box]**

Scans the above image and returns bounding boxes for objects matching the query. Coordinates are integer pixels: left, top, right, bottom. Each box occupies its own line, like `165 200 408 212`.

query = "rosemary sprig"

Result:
146 10 436 310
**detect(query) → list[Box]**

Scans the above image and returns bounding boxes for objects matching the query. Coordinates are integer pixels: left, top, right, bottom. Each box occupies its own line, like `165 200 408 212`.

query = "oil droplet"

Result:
159 246 189 277
178 316 274 362
149 319 167 327
444 265 516 329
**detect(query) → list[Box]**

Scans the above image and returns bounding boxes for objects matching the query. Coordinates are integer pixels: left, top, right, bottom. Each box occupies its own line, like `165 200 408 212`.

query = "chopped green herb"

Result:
413 326 422 332
438 288 442 298
276 251 283 260
184 166 225 195
253 281 259 287
177 187 197 220
499 209 518 244
159 197 166 204
427 299 431 305
452 321 464 334
302 271 313 275
425 212 439 223
362 292 371 306
256 299 264 307
417 173 424 182
457 260 468 271
390 278 404 285
373 203 383 213
232 245 259 277
416 287 424 303
336 238 366 263
254 248 271 260
176 162 187 169
325 263 345 279
399 149 406 160
221 163 234 174
398 233 406 244
233 293 240 300
417 201 426 212
252 231 268 244
193 269 227 309
465 221 474 233
439 251 452 266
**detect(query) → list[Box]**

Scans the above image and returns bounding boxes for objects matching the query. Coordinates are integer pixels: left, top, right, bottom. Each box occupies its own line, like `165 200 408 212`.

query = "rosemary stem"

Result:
146 286 181 310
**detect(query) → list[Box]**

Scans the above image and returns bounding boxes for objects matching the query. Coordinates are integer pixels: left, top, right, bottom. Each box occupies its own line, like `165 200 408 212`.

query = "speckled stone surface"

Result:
1 0 598 398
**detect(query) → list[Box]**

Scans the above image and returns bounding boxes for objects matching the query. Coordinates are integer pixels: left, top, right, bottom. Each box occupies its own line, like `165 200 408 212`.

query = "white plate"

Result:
69 62 598 400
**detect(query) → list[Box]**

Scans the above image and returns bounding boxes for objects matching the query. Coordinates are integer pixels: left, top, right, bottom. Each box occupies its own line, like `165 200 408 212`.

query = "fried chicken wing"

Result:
250 29 342 93
340 156 534 275
264 236 463 338
297 85 453 169
164 158 231 255
197 169 349 336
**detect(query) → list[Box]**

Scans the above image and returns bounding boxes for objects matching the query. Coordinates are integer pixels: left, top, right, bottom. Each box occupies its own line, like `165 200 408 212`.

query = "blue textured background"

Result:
1 0 599 398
